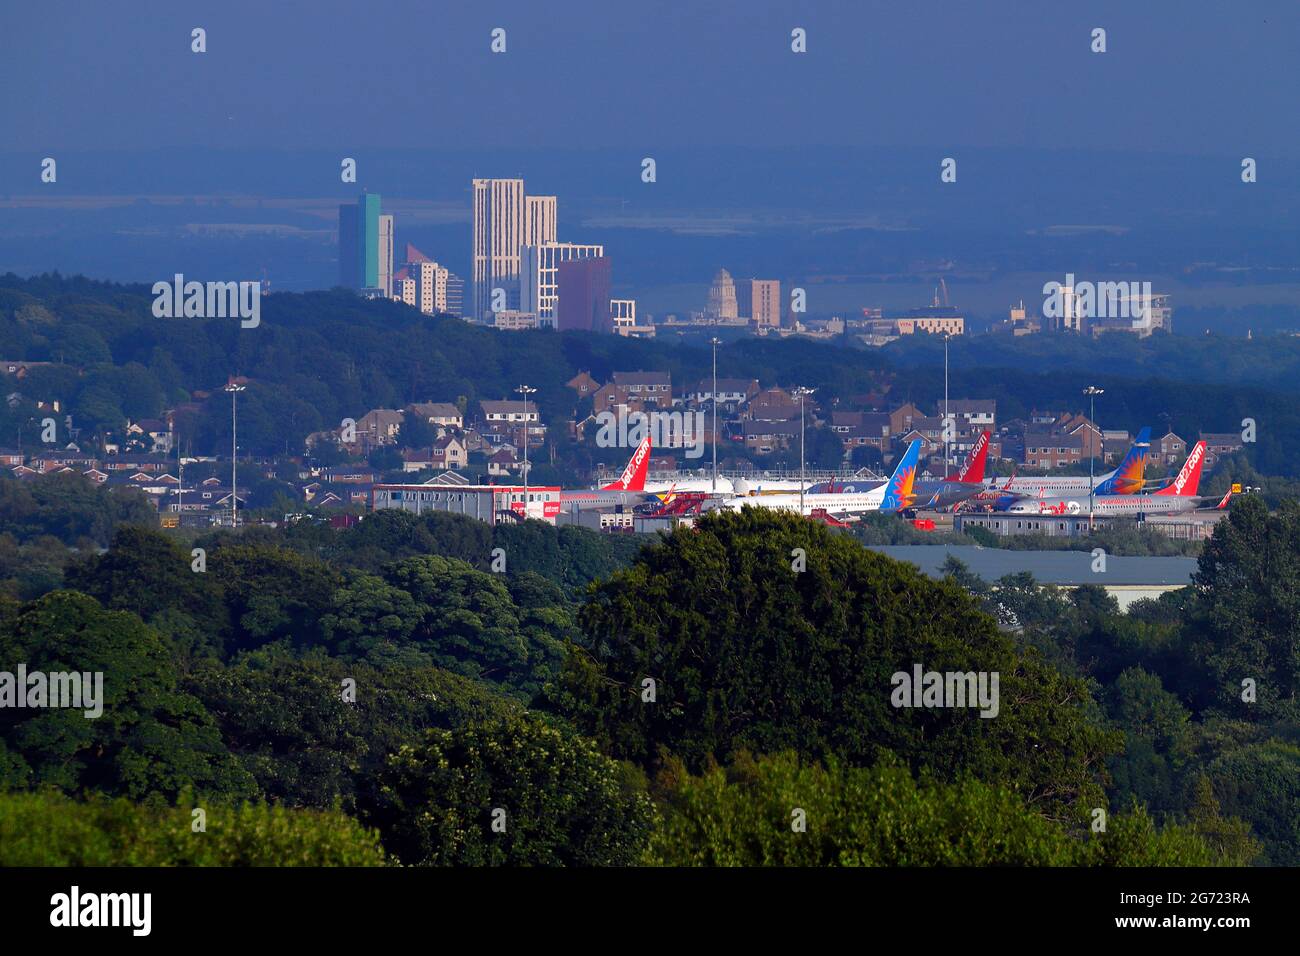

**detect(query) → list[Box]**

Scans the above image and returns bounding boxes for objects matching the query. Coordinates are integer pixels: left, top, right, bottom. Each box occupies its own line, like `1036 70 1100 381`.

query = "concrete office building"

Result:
377 214 394 298
735 277 781 328
520 242 605 328
524 195 557 248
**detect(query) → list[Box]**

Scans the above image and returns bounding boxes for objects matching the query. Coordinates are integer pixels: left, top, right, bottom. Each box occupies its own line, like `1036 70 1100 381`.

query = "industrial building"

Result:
372 484 561 524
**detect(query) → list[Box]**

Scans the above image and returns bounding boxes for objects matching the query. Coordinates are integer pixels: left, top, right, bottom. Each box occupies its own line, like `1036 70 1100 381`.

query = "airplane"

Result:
719 439 922 519
805 430 991 511
1005 440 1223 517
971 427 1152 507
559 437 654 511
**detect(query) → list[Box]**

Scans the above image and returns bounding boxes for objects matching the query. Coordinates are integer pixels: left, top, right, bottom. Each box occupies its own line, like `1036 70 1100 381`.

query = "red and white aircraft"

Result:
559 437 654 512
1005 441 1226 516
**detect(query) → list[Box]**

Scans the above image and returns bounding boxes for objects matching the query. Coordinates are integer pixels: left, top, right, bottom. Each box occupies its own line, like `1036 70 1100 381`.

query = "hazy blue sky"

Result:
4 0 1297 155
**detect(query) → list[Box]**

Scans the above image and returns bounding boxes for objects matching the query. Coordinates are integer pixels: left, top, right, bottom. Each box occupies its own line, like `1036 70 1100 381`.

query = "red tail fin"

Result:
950 430 990 482
1156 441 1206 497
602 437 652 491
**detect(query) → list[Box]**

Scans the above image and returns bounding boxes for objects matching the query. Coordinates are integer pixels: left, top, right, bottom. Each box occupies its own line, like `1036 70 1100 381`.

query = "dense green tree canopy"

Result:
547 508 1120 816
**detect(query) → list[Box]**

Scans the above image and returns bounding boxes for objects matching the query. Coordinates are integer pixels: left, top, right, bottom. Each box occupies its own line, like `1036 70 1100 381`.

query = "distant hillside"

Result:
2 272 1299 476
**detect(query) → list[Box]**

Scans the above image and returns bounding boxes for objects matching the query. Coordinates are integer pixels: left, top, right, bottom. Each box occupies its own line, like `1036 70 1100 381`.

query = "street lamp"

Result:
1083 385 1104 529
515 384 536 520
943 333 951 474
224 382 246 528
792 386 816 514
710 337 722 493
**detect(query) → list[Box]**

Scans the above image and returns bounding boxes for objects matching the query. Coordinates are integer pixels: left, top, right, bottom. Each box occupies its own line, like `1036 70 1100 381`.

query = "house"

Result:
593 372 673 414
945 399 996 430
738 419 800 455
835 414 892 454
1051 413 1103 460
1022 430 1084 468
691 378 760 413
487 448 528 477
565 371 602 398
401 435 468 473
407 402 463 429
888 402 926 435
30 450 99 474
356 408 405 446
1155 431 1186 466
1200 432 1244 466
478 400 544 448
745 387 802 423
1 361 54 379
0 449 23 467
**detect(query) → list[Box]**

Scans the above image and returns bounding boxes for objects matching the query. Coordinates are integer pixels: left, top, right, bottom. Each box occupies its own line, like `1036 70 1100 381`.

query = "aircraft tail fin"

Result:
1155 440 1206 497
1094 426 1150 495
602 436 652 491
880 440 922 511
949 430 991 483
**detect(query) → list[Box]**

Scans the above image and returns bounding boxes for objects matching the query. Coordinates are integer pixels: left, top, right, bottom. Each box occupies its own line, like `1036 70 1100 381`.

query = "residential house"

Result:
407 402 463 429
1155 431 1186 466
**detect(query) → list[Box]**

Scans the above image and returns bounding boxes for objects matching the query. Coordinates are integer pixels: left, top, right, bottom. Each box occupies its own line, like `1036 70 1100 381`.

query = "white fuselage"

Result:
643 477 735 495
722 487 889 517
987 471 1114 498
1006 494 1201 516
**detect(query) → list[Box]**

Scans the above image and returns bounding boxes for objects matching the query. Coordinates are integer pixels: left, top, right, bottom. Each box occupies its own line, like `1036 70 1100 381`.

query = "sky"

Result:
1 1 1297 315
3 0 1298 156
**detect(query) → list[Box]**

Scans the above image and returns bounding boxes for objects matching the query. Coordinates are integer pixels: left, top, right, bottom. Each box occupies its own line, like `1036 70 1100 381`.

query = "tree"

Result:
647 751 1221 867
0 591 253 801
0 791 387 866
1186 495 1300 720
546 509 1120 817
367 713 654 866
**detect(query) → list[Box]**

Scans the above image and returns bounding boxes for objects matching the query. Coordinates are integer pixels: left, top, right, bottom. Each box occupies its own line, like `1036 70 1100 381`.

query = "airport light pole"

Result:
516 385 536 521
1084 385 1104 530
943 333 950 474
793 386 815 514
710 337 721 493
224 382 245 528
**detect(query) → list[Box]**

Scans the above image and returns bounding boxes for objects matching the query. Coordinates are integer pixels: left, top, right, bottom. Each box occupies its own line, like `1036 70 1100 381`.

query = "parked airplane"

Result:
806 430 991 510
559 437 654 511
720 439 922 519
1005 441 1222 517
972 427 1152 507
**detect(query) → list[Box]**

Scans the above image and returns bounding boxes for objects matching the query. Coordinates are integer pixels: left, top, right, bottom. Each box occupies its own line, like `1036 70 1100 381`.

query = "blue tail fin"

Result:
1094 426 1150 495
880 440 921 511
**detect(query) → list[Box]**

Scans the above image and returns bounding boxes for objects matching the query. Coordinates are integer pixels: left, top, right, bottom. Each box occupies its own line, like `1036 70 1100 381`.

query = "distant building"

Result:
490 310 539 330
705 269 739 322
524 196 557 248
373 484 562 525
556 257 612 332
1156 430 1186 466
472 178 557 320
444 272 465 318
610 299 654 337
734 278 781 329
994 300 1041 335
338 203 359 288
521 242 604 327
337 194 391 295
377 214 394 297
472 178 526 319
